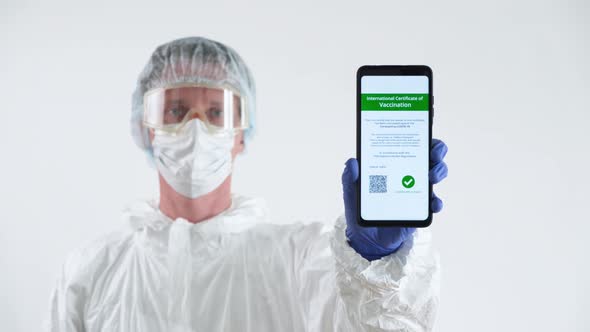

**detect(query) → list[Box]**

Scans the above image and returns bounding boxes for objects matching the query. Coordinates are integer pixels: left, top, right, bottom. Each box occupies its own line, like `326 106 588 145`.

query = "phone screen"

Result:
359 74 431 223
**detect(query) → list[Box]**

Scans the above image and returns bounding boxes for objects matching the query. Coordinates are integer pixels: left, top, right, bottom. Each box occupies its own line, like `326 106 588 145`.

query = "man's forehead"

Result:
164 86 224 102
163 87 241 108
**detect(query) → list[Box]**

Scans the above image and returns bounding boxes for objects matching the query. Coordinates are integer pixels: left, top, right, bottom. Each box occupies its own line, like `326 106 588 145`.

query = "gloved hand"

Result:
342 138 448 261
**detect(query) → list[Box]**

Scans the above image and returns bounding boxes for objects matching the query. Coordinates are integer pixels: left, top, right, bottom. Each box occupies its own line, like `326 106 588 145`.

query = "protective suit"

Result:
46 194 439 331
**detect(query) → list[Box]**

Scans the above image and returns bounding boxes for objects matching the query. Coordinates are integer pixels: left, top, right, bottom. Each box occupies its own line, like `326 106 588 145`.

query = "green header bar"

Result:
361 94 429 111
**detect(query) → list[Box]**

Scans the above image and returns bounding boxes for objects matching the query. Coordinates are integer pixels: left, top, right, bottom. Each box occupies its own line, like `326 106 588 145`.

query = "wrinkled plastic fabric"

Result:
131 37 257 164
45 195 439 332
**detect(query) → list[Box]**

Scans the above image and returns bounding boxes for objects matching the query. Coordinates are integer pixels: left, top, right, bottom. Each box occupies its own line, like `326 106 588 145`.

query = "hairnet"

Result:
130 36 256 163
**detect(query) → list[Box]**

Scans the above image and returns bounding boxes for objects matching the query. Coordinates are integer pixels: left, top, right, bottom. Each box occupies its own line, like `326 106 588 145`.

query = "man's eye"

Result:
206 107 225 126
167 107 188 118
162 106 189 125
207 108 223 118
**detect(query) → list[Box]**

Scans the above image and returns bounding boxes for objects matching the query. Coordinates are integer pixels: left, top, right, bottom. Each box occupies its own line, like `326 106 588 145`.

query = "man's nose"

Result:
187 109 205 122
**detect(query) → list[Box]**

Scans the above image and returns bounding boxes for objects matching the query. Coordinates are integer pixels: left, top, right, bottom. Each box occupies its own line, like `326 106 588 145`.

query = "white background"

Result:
1 0 588 331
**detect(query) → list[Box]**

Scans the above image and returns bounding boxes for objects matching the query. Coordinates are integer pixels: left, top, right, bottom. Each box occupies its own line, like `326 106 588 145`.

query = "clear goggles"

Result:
143 84 248 135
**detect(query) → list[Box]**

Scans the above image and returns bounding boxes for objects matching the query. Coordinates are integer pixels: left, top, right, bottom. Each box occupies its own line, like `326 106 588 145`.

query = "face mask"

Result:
152 119 235 199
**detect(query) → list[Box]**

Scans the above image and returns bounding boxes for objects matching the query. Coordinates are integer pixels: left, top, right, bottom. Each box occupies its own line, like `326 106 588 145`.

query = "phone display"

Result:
357 66 433 227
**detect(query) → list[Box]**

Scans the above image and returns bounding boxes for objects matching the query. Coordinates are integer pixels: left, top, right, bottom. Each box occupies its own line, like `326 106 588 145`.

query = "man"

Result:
46 36 449 331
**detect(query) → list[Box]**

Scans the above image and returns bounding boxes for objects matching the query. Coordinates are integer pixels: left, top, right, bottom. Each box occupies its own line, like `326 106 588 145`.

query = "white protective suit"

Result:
46 194 439 331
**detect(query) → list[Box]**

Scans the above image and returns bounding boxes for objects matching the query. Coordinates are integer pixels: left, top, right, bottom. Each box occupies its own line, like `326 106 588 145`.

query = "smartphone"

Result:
357 65 433 227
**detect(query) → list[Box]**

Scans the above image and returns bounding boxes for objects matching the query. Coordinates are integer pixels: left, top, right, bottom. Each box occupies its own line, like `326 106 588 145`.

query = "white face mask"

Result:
152 119 235 199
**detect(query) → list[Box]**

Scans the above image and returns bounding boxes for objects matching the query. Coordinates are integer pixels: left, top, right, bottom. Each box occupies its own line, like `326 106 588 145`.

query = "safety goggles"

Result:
143 84 248 135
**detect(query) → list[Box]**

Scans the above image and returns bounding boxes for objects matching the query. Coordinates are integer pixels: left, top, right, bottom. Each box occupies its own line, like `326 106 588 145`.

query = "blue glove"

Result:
342 138 448 261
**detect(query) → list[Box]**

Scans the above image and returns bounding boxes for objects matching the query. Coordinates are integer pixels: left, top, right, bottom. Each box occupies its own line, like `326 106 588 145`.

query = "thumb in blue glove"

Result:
342 138 448 261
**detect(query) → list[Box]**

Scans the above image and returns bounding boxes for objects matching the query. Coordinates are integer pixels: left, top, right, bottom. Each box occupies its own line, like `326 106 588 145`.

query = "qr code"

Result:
369 175 387 193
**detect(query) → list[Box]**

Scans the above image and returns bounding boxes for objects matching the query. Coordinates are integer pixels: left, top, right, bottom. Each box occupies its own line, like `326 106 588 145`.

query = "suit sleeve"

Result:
290 214 440 332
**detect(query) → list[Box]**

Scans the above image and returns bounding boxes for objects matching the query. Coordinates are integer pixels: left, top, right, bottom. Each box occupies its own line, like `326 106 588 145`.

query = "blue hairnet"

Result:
130 37 257 164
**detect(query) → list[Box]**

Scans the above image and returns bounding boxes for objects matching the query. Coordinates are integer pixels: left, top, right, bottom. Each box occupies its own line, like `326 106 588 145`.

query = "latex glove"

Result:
342 138 448 261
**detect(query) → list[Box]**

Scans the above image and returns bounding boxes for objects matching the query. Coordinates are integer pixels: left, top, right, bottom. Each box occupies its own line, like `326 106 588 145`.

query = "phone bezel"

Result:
356 65 433 228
